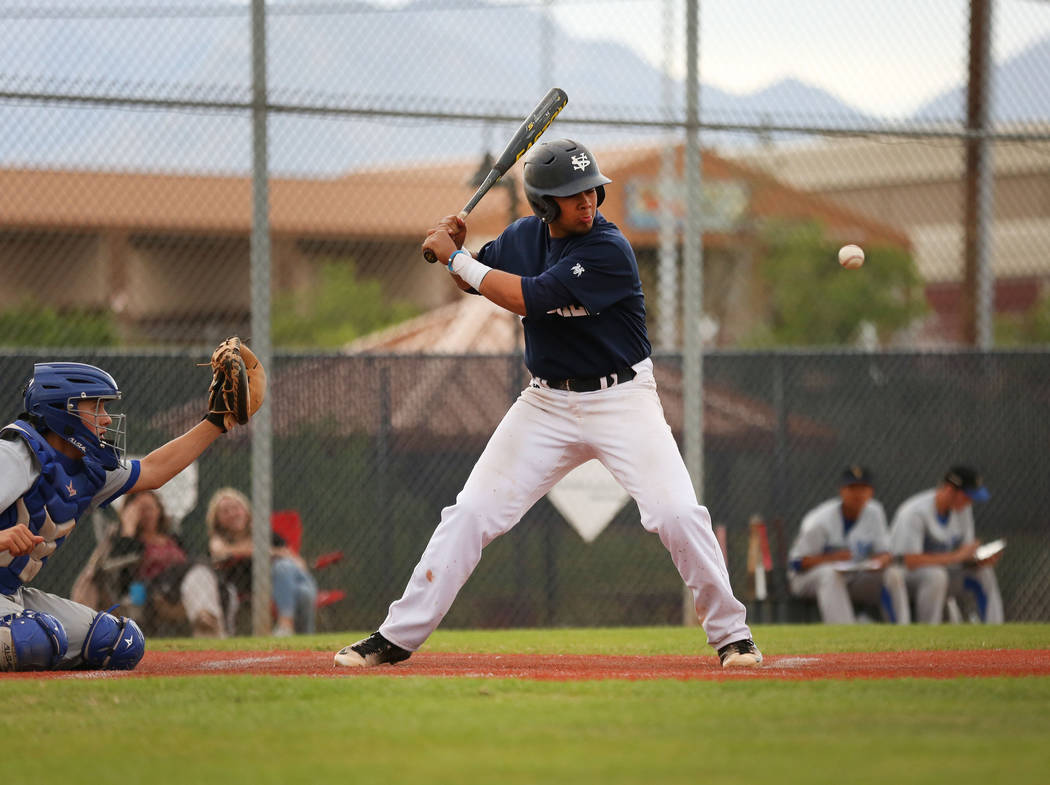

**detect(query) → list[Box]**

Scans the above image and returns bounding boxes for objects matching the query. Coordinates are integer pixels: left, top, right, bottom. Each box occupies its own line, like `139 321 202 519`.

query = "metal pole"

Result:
681 0 704 625
964 0 994 348
250 0 273 637
540 0 554 90
657 0 679 352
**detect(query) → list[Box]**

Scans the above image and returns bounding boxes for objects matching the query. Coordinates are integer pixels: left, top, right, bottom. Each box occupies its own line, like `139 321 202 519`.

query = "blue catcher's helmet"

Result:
23 362 127 470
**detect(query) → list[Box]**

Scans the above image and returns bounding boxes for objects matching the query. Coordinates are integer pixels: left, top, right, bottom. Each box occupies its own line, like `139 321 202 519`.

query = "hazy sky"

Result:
555 0 1050 117
4 0 1049 123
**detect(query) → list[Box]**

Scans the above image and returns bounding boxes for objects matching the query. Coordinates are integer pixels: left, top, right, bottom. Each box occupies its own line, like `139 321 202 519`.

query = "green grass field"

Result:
6 624 1049 785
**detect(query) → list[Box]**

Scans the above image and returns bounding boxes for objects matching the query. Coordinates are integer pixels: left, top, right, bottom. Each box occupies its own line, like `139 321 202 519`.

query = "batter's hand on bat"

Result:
422 227 460 267
435 214 467 248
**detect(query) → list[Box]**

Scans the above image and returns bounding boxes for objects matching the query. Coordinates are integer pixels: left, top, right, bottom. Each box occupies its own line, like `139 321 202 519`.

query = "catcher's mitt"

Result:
203 336 267 432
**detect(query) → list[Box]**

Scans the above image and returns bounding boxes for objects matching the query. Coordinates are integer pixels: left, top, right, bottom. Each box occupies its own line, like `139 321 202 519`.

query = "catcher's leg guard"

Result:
0 610 69 671
81 611 145 670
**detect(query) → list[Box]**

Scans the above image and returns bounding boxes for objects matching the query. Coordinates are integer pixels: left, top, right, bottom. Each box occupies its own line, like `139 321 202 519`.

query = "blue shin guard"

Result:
81 611 145 670
0 610 69 671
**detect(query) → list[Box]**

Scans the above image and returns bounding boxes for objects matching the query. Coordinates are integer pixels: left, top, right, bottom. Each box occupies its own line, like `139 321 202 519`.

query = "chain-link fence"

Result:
2 1 1050 635
3 349 1048 632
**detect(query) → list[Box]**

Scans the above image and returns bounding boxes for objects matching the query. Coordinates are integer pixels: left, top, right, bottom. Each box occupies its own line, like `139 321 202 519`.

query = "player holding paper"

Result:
336 139 761 669
787 465 909 624
0 339 264 671
889 465 1004 624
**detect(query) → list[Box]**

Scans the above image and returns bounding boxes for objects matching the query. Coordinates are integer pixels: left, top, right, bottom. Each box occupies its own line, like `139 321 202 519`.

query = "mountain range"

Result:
1 0 1047 175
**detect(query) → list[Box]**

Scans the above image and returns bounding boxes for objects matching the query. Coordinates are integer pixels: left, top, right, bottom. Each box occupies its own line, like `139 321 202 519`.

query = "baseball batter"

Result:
889 465 1003 624
336 138 761 669
1 346 260 671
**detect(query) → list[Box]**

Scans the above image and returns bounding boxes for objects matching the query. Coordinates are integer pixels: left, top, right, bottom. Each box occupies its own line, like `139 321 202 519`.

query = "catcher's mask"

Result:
523 138 612 224
23 362 127 470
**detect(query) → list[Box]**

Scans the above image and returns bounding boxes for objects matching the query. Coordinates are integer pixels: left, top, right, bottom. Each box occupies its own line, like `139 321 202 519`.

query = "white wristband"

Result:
447 249 492 291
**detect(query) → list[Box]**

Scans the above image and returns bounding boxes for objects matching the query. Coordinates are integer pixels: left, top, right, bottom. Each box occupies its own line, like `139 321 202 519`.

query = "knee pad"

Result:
81 611 145 670
0 610 68 671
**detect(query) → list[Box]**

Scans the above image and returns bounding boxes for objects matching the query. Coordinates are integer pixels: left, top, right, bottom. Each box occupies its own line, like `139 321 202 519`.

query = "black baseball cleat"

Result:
334 631 411 668
717 638 763 668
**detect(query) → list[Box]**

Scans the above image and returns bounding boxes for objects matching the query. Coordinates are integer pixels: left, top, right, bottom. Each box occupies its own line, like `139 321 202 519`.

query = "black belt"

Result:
543 366 637 393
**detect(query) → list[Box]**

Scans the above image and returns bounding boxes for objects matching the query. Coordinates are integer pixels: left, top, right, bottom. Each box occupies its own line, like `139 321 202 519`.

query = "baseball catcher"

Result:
1 348 254 671
203 337 267 432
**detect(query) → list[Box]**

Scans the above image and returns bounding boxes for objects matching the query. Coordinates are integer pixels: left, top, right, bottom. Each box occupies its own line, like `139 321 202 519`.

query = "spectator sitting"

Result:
78 490 226 637
889 465 1003 624
204 487 318 636
787 465 909 624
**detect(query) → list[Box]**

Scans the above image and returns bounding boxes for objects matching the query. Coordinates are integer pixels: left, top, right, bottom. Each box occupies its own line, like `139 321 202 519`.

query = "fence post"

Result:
249 0 273 637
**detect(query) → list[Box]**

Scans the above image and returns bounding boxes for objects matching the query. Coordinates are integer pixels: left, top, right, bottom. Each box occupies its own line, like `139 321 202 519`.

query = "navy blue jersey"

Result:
477 213 651 379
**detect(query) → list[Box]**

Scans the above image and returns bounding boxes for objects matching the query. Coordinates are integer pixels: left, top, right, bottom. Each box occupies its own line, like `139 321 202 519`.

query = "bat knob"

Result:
423 248 439 264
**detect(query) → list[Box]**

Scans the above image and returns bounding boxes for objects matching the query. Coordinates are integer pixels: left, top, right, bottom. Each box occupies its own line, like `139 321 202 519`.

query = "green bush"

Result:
995 292 1050 346
0 298 118 347
272 261 420 349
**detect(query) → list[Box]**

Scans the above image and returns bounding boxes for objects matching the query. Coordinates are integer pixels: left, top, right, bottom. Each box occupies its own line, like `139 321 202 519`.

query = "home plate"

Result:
768 656 821 668
201 655 288 670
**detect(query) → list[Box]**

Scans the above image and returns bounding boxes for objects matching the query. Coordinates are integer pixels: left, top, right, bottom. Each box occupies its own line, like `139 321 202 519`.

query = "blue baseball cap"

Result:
944 465 990 503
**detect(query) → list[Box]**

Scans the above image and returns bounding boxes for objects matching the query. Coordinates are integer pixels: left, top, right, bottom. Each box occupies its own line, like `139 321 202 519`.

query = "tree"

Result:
272 260 420 349
743 220 927 348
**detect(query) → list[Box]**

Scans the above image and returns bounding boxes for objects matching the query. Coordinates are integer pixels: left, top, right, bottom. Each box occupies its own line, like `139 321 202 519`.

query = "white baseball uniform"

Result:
788 497 908 623
889 489 1003 624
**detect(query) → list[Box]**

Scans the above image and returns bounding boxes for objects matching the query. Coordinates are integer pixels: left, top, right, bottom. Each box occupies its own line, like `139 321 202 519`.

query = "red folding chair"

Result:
271 510 347 613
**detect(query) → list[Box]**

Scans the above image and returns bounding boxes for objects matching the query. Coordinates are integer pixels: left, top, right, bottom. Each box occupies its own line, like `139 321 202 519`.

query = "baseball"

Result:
838 244 865 269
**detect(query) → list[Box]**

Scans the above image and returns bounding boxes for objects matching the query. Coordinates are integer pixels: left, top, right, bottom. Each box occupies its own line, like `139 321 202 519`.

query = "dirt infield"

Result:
7 648 1049 680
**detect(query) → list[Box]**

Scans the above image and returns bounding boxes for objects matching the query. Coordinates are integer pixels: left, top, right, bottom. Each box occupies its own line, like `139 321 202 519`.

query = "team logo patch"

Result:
66 480 76 497
547 304 590 318
571 263 585 278
571 153 591 172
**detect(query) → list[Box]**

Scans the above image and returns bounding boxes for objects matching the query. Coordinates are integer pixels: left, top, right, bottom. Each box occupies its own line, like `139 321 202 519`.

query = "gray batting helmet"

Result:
522 139 612 223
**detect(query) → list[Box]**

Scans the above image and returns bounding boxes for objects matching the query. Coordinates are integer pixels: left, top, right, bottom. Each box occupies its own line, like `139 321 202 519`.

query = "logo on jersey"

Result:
571 153 591 172
571 263 585 278
547 304 591 318
66 480 76 497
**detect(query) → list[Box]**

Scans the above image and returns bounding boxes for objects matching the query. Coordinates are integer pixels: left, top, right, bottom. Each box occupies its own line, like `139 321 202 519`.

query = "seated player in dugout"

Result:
787 465 909 624
889 465 1003 624
335 138 762 669
0 341 262 671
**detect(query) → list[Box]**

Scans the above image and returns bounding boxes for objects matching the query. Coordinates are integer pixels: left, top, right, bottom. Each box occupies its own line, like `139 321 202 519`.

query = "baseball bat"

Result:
423 87 568 263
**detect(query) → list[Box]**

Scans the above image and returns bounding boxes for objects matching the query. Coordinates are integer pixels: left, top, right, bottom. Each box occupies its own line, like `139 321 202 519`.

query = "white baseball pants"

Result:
789 565 910 624
905 565 1004 624
379 359 753 652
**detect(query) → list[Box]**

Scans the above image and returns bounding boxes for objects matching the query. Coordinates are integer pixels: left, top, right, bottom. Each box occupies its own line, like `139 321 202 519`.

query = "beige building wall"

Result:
1 231 109 309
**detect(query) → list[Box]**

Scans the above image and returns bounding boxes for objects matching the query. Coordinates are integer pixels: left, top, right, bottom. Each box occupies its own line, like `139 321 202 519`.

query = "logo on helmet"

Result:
571 153 591 172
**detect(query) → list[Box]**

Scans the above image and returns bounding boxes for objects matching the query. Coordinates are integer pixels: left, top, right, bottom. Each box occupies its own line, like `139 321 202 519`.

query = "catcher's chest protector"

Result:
0 421 105 593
